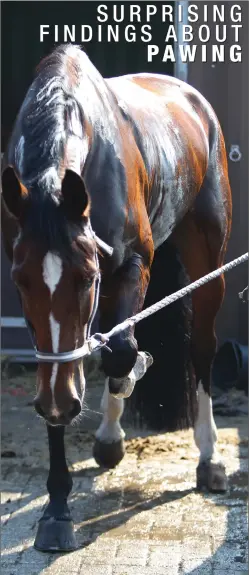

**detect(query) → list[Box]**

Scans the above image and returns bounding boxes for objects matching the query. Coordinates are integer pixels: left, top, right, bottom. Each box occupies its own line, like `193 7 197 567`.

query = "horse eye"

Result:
84 277 95 290
75 275 94 292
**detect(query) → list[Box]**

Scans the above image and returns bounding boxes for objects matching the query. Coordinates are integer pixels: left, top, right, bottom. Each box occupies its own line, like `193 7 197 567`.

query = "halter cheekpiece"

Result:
24 224 113 363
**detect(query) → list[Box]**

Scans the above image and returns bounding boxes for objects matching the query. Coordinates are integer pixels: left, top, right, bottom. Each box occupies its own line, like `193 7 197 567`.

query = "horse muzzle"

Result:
34 395 82 426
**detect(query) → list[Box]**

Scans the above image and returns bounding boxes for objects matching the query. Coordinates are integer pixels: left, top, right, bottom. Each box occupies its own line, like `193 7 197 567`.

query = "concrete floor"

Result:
1 368 248 575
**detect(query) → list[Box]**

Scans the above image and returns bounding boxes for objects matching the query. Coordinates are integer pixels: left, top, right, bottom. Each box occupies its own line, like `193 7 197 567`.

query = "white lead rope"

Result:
87 251 248 349
35 252 248 363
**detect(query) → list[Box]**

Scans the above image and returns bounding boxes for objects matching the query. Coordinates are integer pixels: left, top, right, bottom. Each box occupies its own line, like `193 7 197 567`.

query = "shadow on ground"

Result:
184 420 248 575
1 362 248 574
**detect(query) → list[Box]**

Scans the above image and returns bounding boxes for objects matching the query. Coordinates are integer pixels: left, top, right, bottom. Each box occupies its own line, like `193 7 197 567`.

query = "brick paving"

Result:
1 373 248 575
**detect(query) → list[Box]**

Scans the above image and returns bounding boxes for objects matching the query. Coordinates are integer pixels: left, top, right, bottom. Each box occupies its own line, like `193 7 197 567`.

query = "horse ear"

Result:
61 169 90 220
1 166 29 219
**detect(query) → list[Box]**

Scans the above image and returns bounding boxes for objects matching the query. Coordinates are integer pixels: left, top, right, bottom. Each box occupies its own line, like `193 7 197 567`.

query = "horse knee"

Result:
101 335 138 380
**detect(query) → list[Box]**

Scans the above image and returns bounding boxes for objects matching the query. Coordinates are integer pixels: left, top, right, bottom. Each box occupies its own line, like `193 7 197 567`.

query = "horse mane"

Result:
16 45 88 188
10 45 106 268
24 44 117 188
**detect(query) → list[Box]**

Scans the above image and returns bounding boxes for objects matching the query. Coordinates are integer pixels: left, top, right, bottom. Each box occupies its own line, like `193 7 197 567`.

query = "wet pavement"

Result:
1 366 248 575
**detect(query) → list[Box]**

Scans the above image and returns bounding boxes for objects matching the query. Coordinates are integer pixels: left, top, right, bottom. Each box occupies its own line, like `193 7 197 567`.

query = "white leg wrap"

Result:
96 379 125 443
194 381 220 463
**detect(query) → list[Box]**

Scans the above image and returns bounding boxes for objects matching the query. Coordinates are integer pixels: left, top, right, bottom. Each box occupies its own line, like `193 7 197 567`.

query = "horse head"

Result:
2 165 99 425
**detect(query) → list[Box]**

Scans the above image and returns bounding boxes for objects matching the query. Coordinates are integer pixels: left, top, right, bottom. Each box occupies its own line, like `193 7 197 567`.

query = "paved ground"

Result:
1 363 248 575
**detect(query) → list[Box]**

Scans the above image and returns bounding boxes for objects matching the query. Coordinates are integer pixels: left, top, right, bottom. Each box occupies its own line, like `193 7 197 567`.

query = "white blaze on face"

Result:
194 381 219 462
42 252 63 404
48 313 60 403
42 252 63 297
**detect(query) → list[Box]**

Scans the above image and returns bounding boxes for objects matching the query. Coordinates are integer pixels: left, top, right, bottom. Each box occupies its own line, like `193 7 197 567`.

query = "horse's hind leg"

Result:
191 262 228 492
172 175 231 492
93 379 125 468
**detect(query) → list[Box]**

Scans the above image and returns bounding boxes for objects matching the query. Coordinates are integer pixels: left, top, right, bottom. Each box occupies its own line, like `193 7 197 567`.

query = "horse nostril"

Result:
69 398 81 419
34 399 45 418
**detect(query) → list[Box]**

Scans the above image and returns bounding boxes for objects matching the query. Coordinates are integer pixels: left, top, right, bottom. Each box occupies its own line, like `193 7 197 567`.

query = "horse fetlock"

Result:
95 419 125 442
47 469 73 499
194 422 217 455
43 498 72 521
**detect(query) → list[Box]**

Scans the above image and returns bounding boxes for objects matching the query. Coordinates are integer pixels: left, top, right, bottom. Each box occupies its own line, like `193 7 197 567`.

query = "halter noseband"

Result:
23 227 113 364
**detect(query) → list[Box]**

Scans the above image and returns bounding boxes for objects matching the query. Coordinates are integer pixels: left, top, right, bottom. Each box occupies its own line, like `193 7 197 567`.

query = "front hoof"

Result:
34 517 77 553
93 438 125 468
196 461 228 493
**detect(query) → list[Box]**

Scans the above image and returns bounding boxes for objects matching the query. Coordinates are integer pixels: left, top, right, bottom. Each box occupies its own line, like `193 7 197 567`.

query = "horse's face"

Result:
2 166 98 426
12 238 98 426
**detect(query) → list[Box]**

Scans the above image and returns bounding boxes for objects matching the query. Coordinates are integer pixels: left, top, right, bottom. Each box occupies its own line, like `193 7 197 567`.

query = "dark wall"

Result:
1 1 174 149
188 1 248 345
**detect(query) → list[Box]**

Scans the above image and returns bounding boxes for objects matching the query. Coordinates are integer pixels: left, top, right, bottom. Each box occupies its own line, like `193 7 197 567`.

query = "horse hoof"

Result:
93 438 125 468
34 517 77 552
196 461 228 493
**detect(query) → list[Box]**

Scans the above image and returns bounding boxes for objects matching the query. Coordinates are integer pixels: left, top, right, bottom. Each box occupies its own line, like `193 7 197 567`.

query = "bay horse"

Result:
1 44 232 552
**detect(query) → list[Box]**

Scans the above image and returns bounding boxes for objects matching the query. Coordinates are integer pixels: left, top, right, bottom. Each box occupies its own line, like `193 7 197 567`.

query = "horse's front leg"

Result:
93 253 153 468
34 425 77 552
101 254 153 392
94 379 126 468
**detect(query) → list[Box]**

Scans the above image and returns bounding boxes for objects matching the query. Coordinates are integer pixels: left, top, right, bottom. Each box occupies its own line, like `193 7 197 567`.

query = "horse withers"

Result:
1 44 232 552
